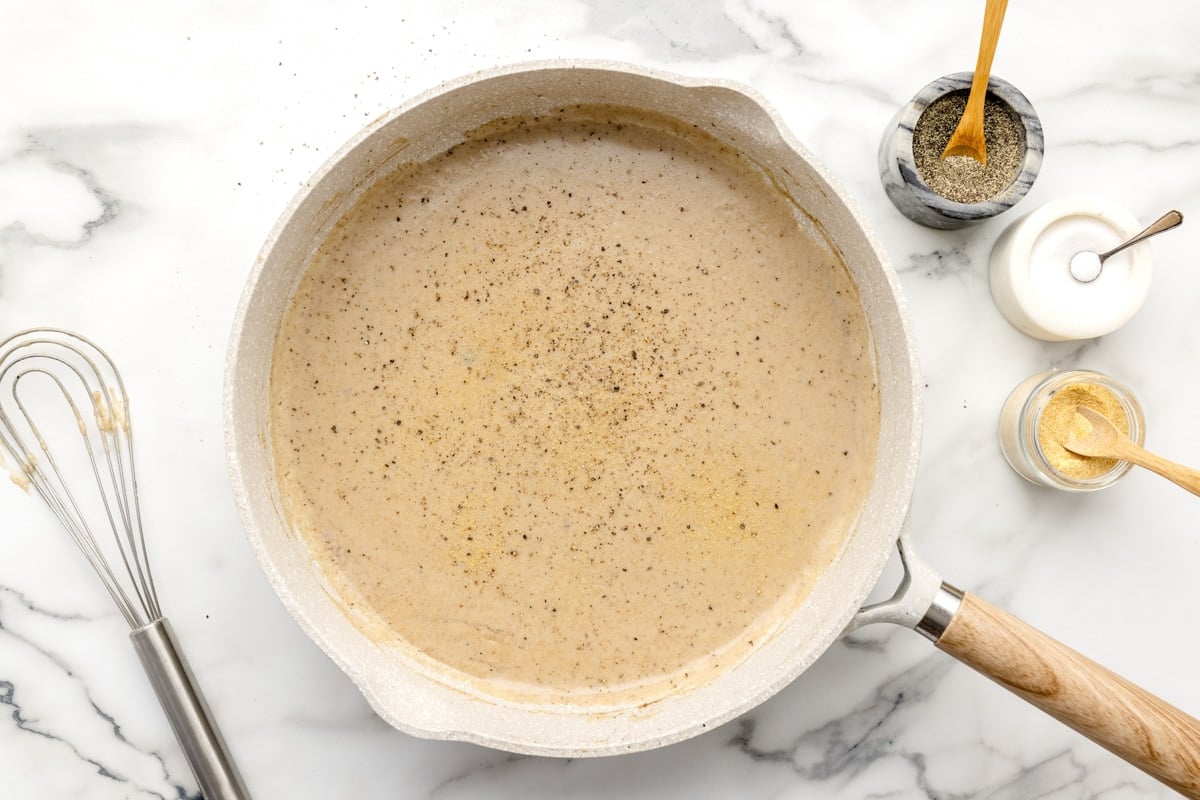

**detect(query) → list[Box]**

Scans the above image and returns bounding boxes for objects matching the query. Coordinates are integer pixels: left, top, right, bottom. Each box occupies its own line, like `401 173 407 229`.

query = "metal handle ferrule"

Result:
915 582 965 642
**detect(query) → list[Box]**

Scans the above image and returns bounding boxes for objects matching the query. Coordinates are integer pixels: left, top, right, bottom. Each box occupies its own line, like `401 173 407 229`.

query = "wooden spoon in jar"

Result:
941 0 1010 164
1064 406 1200 497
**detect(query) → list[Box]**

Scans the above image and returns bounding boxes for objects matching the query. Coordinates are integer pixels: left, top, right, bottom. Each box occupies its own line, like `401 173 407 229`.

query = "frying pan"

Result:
224 61 1200 794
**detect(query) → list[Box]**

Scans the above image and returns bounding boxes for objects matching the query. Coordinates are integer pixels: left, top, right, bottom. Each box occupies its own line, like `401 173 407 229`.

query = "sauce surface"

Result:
270 107 880 705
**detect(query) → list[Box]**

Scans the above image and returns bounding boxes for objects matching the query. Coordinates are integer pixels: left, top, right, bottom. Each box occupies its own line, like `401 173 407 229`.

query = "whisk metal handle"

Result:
130 618 251 800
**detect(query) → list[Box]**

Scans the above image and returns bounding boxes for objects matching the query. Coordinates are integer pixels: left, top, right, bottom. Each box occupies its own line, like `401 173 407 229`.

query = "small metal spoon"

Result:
1069 210 1183 283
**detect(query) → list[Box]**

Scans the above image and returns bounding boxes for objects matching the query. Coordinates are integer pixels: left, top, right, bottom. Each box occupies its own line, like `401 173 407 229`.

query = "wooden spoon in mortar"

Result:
1064 406 1200 497
941 0 1010 164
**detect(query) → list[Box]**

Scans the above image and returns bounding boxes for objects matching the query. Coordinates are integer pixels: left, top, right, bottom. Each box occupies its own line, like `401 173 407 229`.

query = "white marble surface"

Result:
3 2 1199 798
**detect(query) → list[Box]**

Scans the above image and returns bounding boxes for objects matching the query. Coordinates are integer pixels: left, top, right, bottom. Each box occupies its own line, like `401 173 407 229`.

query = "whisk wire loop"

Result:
0 328 161 628
13 369 142 627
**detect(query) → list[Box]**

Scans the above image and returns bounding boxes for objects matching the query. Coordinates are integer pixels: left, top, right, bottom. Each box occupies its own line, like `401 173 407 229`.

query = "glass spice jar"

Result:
999 369 1145 491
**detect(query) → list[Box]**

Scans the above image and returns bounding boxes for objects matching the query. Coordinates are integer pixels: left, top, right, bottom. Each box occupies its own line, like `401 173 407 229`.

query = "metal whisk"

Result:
0 328 250 800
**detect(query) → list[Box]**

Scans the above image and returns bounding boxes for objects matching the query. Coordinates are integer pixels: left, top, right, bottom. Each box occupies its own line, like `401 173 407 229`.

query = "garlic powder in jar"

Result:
999 370 1144 491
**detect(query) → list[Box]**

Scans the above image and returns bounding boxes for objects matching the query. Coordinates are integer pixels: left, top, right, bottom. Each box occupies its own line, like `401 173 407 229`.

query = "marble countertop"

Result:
3 2 1199 798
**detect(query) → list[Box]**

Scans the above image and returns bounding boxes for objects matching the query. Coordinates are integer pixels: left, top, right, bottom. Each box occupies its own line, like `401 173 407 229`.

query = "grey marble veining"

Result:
0 584 197 799
2 0 1200 798
0 144 119 248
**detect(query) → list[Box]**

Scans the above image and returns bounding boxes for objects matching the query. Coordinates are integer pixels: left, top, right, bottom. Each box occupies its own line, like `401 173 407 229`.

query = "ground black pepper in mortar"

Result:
912 91 1025 204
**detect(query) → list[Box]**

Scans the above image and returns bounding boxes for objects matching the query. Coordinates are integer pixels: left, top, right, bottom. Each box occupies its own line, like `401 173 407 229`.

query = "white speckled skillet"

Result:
225 62 1200 793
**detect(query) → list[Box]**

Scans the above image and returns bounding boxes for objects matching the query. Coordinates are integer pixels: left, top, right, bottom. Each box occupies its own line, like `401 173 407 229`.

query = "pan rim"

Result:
223 58 923 756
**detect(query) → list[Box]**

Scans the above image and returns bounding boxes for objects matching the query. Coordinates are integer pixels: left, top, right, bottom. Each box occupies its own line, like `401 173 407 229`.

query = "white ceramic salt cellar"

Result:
989 196 1153 341
879 72 1044 229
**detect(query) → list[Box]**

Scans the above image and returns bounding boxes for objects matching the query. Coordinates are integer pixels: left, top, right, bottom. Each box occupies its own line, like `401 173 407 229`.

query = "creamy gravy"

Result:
270 106 880 705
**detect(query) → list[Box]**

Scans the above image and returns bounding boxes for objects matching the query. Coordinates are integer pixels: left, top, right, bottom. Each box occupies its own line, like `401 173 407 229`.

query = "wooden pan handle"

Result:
934 590 1200 797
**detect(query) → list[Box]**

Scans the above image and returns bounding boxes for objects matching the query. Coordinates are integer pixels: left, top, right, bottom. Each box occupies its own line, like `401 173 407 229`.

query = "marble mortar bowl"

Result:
879 72 1044 230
